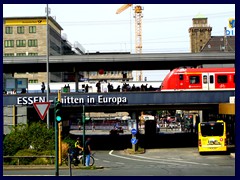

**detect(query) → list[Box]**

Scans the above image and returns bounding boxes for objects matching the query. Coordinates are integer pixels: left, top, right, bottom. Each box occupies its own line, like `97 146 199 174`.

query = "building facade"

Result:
3 16 84 83
189 14 235 54
188 14 212 53
3 16 133 84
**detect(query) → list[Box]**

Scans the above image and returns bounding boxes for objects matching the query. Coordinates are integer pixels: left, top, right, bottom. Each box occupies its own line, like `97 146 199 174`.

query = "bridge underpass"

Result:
3 90 235 150
4 90 234 128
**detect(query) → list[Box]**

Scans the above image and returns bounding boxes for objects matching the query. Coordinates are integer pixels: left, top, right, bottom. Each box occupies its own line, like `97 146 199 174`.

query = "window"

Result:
179 74 184 80
28 39 38 47
203 75 207 84
5 27 13 34
200 123 224 136
189 76 200 84
4 40 14 47
29 79 38 83
16 53 26 56
89 71 97 76
16 40 26 47
29 26 36 33
17 26 25 34
4 53 14 57
210 75 214 83
217 75 227 83
28 53 38 56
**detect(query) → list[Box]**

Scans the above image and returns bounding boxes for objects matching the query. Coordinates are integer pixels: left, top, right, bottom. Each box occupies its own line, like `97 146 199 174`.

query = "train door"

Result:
208 73 215 90
202 73 215 90
202 73 209 90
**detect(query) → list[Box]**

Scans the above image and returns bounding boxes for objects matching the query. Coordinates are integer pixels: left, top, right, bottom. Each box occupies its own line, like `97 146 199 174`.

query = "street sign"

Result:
131 138 138 145
131 128 137 135
33 102 51 120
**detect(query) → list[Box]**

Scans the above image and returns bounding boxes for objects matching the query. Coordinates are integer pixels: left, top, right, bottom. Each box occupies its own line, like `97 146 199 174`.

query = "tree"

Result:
3 122 55 156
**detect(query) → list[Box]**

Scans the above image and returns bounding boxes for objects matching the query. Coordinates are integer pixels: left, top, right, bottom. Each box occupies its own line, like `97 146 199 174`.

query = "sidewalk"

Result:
69 129 131 135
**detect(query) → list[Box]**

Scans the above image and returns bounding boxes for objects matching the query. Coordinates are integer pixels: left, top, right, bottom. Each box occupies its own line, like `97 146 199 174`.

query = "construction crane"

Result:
116 4 144 81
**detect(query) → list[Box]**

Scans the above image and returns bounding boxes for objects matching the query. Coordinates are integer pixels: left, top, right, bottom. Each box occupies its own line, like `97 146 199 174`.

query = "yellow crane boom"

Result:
116 4 144 81
116 4 132 14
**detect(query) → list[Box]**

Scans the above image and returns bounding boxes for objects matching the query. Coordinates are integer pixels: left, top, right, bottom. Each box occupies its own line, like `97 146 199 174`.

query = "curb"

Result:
3 165 104 170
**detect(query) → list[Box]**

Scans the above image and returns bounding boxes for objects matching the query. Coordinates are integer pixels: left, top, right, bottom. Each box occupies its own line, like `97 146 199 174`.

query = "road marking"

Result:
116 162 125 165
130 154 209 166
103 160 110 163
4 175 55 176
109 150 186 166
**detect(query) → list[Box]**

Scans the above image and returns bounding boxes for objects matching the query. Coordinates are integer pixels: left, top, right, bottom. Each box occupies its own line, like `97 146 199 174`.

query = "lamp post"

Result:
46 4 50 129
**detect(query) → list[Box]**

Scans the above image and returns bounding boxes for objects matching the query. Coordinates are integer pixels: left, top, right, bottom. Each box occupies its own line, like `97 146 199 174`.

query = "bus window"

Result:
200 123 224 136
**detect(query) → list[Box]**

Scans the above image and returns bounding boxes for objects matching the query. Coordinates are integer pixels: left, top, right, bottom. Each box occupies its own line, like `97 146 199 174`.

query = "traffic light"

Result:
55 99 62 122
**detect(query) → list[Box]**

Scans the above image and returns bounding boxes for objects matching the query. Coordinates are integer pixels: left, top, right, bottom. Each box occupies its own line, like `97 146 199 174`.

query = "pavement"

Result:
4 129 235 170
3 148 235 170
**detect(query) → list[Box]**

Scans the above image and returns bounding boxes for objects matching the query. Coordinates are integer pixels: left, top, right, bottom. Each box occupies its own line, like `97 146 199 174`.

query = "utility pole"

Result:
54 91 62 176
82 105 86 166
46 4 50 129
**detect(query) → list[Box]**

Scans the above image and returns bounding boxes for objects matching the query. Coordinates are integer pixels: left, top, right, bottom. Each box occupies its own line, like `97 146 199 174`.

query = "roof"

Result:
3 16 63 30
193 13 207 19
201 36 235 53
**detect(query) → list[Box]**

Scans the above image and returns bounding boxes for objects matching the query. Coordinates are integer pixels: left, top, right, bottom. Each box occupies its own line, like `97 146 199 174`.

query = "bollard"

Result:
68 153 72 176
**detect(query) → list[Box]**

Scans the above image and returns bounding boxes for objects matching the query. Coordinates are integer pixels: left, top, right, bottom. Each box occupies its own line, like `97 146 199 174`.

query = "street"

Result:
3 147 235 176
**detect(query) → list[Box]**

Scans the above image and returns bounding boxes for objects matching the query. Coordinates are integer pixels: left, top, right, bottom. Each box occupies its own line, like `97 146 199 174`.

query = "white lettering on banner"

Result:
62 96 85 104
17 95 128 105
98 95 127 104
17 96 46 105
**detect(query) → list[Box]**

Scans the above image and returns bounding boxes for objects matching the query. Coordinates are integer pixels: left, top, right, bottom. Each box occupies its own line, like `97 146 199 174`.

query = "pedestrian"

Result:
66 84 70 92
41 82 45 93
12 89 16 94
85 84 89 93
74 137 83 159
156 123 160 133
92 122 95 132
96 81 101 92
84 136 92 167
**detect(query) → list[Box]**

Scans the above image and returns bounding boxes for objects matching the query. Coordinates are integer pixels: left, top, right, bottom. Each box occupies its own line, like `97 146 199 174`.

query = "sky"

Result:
3 4 235 81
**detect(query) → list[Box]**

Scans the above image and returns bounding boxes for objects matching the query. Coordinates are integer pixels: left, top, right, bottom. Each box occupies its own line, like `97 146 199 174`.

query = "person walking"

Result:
84 137 92 166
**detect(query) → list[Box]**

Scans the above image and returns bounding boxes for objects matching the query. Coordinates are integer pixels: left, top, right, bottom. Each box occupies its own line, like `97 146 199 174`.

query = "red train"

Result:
160 67 235 91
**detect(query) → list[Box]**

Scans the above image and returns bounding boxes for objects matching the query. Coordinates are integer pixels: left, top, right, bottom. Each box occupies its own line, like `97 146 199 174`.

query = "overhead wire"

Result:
59 11 234 53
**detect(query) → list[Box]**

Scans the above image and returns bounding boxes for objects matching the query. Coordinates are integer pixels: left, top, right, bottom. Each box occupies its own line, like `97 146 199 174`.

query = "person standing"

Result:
84 137 92 166
41 82 45 93
74 137 83 159
85 84 89 93
92 121 95 132
96 81 101 92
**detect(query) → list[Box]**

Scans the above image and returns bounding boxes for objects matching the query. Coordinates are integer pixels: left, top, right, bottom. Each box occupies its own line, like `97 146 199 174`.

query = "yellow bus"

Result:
198 120 227 154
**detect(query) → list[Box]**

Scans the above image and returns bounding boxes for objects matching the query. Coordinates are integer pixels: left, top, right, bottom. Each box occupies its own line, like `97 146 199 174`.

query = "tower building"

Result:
188 13 212 53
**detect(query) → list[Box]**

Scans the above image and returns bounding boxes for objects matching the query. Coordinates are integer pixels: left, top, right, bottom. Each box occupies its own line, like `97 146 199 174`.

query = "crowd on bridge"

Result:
3 80 160 94
93 80 159 93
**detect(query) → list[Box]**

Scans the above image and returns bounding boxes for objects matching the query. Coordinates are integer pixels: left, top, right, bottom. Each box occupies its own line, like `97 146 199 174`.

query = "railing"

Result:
3 155 55 165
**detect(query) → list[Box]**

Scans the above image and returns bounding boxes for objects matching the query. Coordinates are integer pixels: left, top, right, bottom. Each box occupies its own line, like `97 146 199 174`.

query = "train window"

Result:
189 76 200 84
203 75 207 84
179 74 184 80
210 75 214 83
217 75 227 83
